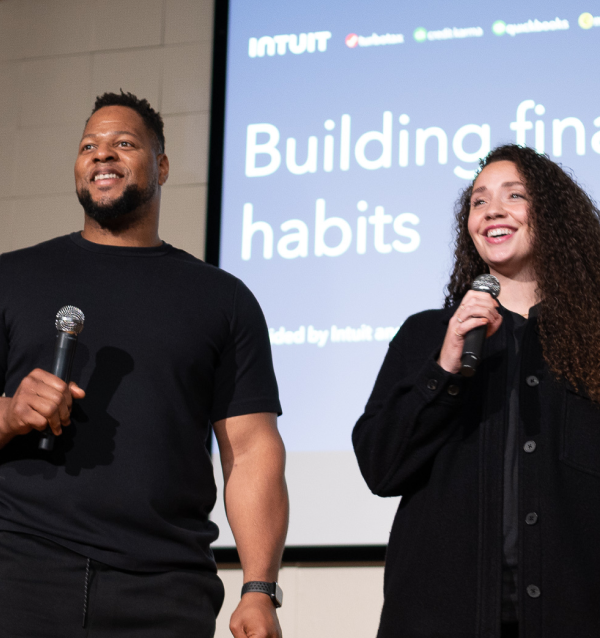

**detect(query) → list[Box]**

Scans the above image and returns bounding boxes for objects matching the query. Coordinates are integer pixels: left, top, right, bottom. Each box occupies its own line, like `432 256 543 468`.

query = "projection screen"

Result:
209 0 600 549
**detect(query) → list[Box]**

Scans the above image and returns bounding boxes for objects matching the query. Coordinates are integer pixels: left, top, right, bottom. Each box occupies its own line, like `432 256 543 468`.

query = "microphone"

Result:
460 274 500 378
38 306 85 451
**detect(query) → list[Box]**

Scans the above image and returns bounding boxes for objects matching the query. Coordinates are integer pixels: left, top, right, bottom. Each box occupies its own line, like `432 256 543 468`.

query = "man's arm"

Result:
213 412 288 638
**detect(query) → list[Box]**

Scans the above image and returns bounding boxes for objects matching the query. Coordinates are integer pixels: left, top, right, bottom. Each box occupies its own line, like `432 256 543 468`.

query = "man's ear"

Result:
158 153 169 186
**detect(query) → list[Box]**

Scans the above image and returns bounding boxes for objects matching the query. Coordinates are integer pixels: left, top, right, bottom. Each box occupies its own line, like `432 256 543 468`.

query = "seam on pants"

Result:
82 558 91 628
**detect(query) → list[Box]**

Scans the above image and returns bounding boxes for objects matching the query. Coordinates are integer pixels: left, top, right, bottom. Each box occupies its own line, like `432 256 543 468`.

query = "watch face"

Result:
274 583 283 608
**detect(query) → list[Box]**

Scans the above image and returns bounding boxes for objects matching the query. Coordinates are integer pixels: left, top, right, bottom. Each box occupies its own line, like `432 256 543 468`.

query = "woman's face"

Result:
467 160 533 278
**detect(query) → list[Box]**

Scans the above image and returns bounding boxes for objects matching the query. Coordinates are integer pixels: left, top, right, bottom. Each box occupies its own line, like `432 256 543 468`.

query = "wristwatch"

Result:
241 581 283 608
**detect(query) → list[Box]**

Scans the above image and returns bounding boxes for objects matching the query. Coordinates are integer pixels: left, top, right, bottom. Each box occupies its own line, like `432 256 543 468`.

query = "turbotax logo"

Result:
248 31 332 57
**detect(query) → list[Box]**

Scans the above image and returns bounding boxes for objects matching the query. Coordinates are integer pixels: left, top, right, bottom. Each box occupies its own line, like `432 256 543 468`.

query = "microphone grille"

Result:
55 306 85 335
471 274 501 299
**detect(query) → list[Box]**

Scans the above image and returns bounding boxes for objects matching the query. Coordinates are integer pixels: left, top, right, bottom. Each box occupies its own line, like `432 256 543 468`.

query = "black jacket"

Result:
353 306 600 638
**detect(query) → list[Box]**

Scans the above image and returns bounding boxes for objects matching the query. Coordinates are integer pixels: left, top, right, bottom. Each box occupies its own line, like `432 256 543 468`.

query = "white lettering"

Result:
269 326 305 345
355 111 393 170
398 129 409 167
331 324 373 343
368 206 393 253
241 204 273 260
248 38 258 57
286 136 318 175
375 326 399 341
357 32 404 46
510 99 535 145
416 127 448 166
288 33 307 54
307 325 329 347
591 116 600 154
250 32 330 57
452 123 490 179
277 220 309 259
315 199 352 257
323 134 334 172
552 117 585 156
356 216 367 254
505 18 569 37
340 114 351 171
257 35 276 57
314 31 332 51
453 124 490 163
392 213 420 253
273 34 289 55
245 124 281 177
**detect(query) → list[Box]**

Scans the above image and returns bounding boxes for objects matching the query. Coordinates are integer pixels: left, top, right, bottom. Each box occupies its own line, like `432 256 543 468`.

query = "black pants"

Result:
0 531 224 638
502 622 519 638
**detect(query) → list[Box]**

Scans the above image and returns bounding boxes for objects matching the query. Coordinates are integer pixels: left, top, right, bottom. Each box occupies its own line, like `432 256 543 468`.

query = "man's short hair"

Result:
89 90 165 154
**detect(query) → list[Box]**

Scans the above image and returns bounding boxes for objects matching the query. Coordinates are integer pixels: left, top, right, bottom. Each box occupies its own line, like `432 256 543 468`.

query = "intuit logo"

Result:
248 32 332 57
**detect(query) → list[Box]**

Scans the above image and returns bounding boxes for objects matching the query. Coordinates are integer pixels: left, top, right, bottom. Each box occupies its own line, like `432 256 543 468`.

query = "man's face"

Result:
74 105 168 230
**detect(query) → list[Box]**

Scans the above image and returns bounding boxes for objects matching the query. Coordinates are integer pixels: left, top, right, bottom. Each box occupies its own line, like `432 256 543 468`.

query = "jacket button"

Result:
447 385 460 396
524 440 536 453
427 379 438 391
527 585 541 598
525 512 538 525
526 375 539 386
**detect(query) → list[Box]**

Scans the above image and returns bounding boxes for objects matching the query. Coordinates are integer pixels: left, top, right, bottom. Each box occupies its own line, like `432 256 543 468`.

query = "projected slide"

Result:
212 0 600 547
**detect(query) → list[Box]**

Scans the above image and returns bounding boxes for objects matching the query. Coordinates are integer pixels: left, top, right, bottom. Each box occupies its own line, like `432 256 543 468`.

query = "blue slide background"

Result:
219 1 600 455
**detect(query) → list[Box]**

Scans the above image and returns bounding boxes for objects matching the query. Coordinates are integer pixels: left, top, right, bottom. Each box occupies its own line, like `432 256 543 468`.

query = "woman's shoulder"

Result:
400 305 455 333
387 306 455 352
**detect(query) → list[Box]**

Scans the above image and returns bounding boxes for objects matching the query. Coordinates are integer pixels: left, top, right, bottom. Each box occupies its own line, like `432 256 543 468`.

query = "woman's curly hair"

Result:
445 144 600 399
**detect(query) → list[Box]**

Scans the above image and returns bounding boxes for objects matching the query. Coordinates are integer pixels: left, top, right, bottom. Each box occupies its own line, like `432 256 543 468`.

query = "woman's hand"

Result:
437 291 503 374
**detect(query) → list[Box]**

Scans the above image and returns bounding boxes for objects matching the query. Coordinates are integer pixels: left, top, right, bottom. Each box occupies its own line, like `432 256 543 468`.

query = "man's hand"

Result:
230 593 282 638
0 368 85 448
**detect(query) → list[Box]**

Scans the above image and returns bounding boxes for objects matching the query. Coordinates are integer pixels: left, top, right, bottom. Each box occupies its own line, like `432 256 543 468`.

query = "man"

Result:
0 91 288 637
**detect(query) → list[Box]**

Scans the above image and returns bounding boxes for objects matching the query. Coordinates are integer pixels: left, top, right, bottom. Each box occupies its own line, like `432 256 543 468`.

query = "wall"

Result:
0 1 384 635
0 0 212 258
217 565 383 638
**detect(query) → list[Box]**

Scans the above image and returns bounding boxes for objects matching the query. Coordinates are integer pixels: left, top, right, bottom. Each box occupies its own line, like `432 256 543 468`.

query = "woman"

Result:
353 144 600 638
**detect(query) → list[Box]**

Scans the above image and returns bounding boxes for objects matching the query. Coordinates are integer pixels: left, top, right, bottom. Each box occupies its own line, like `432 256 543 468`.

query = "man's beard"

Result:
77 182 156 232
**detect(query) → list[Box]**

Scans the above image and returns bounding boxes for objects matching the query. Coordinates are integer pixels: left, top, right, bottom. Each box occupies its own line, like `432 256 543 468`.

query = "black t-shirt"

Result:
0 233 281 572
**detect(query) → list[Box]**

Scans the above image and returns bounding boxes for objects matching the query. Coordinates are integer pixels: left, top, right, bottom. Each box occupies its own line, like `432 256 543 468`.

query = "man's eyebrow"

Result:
81 130 142 140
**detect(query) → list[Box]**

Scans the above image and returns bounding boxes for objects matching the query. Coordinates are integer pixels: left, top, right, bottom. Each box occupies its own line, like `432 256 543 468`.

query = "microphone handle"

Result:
460 324 486 378
38 332 78 451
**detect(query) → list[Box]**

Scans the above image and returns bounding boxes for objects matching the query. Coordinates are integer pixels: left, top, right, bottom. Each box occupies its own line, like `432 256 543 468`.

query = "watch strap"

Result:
241 581 283 608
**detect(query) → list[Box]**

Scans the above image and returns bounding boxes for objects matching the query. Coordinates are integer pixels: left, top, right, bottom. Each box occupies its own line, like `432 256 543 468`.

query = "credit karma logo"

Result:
579 12 600 29
248 31 332 57
413 25 483 42
492 17 569 36
345 32 404 48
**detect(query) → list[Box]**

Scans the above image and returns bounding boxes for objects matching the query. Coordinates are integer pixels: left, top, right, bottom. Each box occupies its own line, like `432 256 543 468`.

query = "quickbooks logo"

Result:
248 32 332 57
579 12 600 29
492 17 569 36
